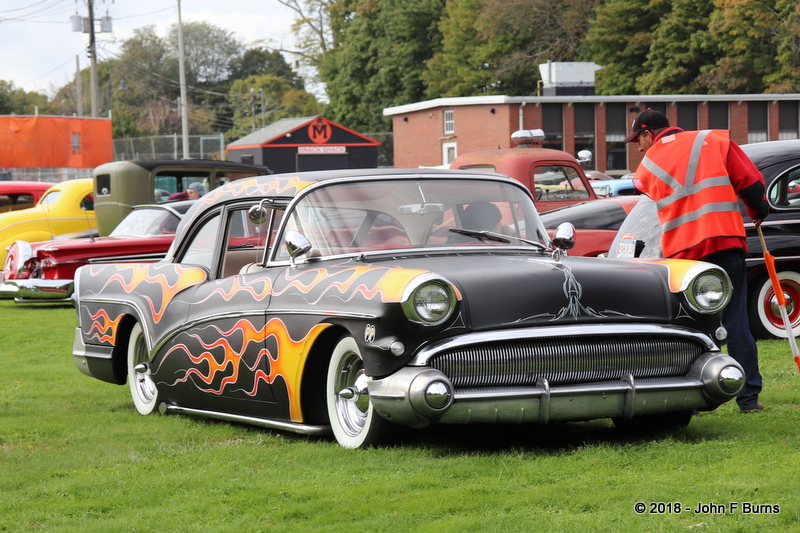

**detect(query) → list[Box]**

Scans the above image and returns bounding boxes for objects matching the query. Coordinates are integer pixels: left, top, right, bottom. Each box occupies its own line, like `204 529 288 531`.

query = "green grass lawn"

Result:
2 300 800 532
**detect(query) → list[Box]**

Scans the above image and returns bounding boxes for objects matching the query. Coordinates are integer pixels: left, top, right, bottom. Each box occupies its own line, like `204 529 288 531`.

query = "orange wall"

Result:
0 116 113 169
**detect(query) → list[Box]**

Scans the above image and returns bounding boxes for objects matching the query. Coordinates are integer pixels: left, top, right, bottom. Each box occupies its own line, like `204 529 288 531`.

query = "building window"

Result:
442 142 457 165
444 110 454 134
574 103 595 170
542 103 563 151
747 101 768 143
708 102 729 129
779 101 799 140
677 102 697 130
605 103 627 171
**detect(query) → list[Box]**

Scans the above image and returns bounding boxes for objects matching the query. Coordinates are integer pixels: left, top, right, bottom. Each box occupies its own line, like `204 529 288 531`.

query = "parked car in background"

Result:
0 200 195 302
608 139 800 339
450 129 598 213
0 181 54 213
591 178 641 197
0 178 95 266
72 168 743 448
540 196 642 257
93 159 272 236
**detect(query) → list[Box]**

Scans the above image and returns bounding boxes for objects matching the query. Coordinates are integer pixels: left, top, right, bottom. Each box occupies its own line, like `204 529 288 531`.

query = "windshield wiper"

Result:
448 228 546 249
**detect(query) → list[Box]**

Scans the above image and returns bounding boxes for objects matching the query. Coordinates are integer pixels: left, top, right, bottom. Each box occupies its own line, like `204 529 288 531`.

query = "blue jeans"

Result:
702 248 762 409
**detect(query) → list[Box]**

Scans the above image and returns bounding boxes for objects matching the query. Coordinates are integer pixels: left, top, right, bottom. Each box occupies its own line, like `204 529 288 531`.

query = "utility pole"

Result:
87 0 99 117
75 56 83 117
250 88 257 132
177 0 190 159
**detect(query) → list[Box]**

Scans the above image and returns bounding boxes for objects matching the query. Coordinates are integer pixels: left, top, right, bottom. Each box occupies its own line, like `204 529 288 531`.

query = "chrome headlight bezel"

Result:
683 264 731 314
401 274 457 326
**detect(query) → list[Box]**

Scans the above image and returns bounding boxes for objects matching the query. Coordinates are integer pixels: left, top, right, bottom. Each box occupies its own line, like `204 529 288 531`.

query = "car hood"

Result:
389 252 674 330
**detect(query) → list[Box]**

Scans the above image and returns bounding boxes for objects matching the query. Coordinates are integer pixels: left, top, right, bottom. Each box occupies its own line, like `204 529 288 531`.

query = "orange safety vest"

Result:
636 130 745 258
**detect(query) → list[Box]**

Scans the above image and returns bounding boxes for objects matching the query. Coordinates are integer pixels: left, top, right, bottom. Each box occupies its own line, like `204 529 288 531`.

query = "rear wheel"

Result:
748 271 800 339
326 336 396 448
127 322 160 415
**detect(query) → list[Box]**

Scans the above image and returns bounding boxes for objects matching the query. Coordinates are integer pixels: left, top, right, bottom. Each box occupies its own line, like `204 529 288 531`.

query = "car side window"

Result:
180 214 221 271
39 190 61 205
768 167 800 207
221 208 275 277
80 194 94 211
533 165 590 202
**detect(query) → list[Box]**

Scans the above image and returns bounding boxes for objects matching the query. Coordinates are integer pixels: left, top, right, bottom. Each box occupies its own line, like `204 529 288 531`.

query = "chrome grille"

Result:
428 334 704 388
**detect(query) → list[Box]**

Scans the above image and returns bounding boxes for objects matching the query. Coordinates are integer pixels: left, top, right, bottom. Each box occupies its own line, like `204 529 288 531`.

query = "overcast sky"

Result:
1 0 298 96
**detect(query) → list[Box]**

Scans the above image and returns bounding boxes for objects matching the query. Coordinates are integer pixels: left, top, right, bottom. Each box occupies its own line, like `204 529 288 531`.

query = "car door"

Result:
152 203 288 418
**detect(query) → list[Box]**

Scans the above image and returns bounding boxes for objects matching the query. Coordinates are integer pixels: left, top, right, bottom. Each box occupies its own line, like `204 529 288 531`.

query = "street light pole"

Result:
177 0 190 159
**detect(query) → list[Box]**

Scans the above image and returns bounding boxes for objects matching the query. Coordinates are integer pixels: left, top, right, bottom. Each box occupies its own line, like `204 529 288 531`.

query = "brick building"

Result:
384 94 800 175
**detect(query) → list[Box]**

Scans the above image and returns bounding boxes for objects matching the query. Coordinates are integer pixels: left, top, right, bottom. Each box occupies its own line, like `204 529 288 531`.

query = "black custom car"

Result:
609 139 800 339
72 168 743 448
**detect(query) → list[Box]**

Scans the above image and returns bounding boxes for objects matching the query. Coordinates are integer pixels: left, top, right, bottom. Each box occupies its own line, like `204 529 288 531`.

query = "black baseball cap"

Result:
624 108 670 142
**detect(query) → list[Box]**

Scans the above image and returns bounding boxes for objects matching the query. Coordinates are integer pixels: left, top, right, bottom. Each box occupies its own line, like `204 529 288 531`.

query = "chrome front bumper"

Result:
367 352 744 428
0 279 74 302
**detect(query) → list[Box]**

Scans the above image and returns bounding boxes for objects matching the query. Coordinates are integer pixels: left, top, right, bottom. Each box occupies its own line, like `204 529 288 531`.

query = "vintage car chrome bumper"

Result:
0 279 74 302
369 352 744 427
368 325 744 428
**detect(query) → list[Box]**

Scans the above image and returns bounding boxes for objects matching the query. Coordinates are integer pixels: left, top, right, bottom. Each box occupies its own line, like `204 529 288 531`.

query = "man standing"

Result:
625 108 769 413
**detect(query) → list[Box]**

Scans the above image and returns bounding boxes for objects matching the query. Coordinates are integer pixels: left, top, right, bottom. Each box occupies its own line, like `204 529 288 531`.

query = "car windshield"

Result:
607 196 663 258
274 178 547 260
110 207 182 237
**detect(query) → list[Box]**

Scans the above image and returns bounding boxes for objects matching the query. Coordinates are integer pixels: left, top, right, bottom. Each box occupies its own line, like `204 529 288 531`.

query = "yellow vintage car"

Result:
0 178 95 267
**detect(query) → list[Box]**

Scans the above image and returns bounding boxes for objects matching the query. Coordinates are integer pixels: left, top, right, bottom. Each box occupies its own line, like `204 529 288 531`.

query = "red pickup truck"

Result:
450 129 598 213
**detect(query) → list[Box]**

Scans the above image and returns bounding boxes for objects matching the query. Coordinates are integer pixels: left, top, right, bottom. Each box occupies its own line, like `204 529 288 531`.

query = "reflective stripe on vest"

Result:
641 130 740 234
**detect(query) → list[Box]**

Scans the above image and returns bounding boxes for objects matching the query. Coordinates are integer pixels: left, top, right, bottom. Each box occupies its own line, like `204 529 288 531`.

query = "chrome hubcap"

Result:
334 351 369 437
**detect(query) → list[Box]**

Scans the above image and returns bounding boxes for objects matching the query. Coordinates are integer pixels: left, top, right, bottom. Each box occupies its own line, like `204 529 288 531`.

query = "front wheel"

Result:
748 271 800 339
326 336 396 448
127 322 160 415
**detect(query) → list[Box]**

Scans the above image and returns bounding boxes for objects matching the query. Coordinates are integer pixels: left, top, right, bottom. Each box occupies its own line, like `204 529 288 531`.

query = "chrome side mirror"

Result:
284 230 312 267
248 202 270 224
577 150 593 163
552 222 576 251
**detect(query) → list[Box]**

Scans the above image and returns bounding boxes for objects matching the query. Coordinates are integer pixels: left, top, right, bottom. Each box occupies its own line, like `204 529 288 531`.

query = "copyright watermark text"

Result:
634 502 780 515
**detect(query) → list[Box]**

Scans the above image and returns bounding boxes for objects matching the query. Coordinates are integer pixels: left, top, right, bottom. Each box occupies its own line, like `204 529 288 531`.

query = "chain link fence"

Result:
2 131 393 183
112 134 227 161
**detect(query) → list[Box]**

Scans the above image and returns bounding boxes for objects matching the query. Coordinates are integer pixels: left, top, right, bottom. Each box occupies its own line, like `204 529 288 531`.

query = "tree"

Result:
226 74 320 142
229 47 305 89
0 81 49 115
766 0 800 92
422 0 504 97
320 0 445 132
582 0 672 95
424 0 599 98
164 21 243 86
636 0 716 94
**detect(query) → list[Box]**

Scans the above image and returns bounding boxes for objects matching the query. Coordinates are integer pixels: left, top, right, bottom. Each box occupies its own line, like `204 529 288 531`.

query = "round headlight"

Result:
687 270 730 313
414 283 450 321
401 275 456 326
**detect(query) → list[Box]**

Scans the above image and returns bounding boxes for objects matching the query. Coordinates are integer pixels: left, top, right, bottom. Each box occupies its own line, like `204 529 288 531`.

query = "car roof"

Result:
0 181 55 193
93 159 273 174
741 140 800 182
208 168 522 202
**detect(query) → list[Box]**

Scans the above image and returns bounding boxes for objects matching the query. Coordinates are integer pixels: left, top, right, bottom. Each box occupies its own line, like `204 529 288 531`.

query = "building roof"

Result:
383 93 800 116
228 116 320 147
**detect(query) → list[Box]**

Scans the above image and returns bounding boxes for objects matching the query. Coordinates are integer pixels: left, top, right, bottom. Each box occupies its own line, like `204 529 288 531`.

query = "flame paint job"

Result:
87 309 126 344
92 263 207 323
160 318 329 422
274 264 457 304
